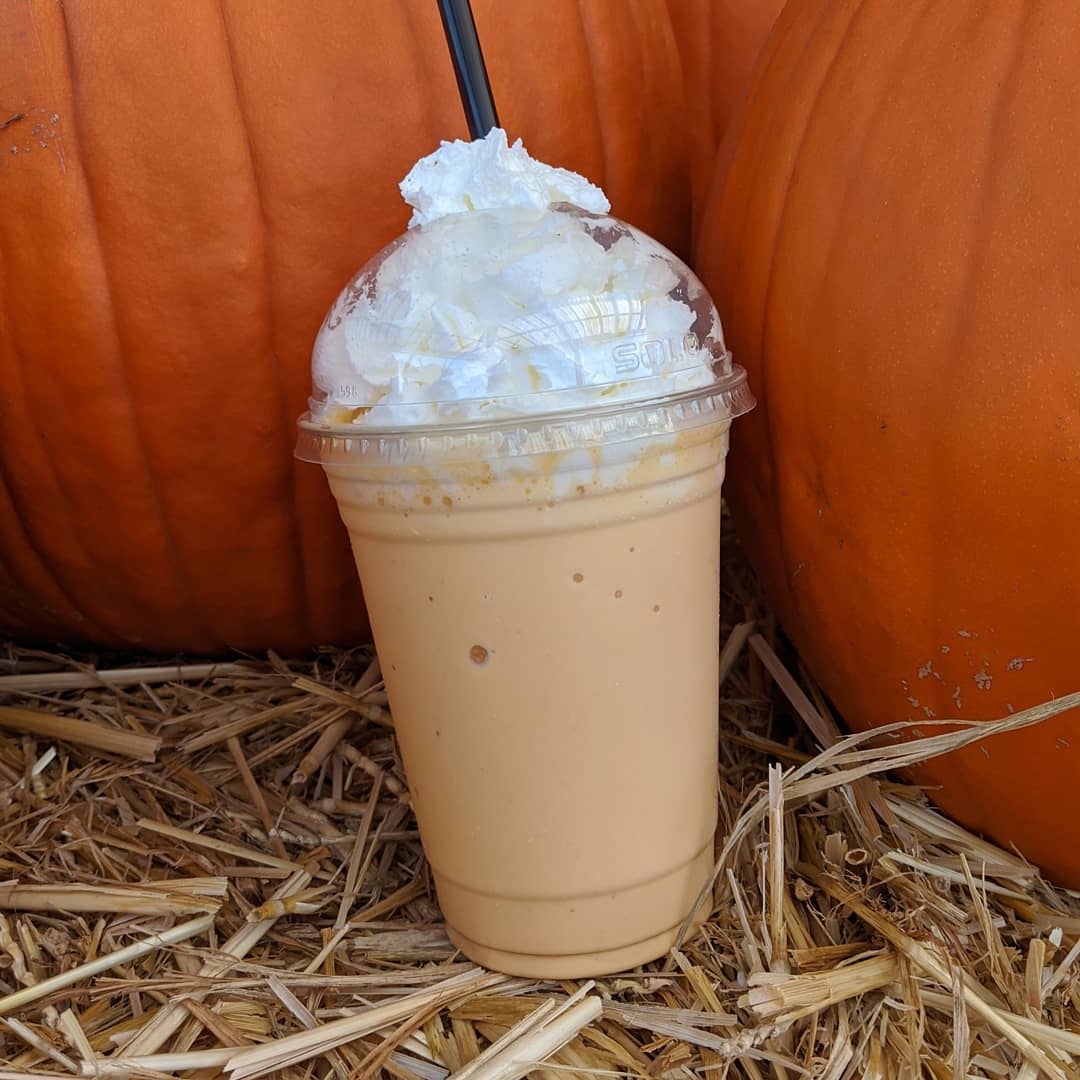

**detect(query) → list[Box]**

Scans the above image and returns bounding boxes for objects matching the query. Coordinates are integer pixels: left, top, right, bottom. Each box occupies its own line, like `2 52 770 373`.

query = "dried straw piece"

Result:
226 736 289 861
0 707 160 762
0 914 213 1017
450 984 602 1080
291 677 391 727
597 1007 747 1055
177 700 309 754
0 1073 102 1080
878 851 1032 901
85 1046 235 1074
291 712 353 787
340 743 410 805
801 866 1071 1080
245 886 333 923
348 880 426 925
177 997 253 1048
789 943 871 971
919 988 1080 1057
742 953 898 1020
58 1009 96 1064
1043 936 1080 998
672 949 729 1016
2 1015 80 1072
718 621 754 690
116 870 312 1058
750 635 889 842
1 915 38 990
0 882 224 916
0 662 251 693
351 1000 449 1077
883 794 1036 882
134 820 302 871
224 969 505 1079
749 634 834 749
265 976 353 1080
797 691 1080 782
1025 937 1048 1012
291 659 381 788
333 773 383 930
766 764 788 974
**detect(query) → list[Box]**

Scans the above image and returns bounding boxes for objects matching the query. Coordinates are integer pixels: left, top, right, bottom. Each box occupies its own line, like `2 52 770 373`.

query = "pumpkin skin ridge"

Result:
54 9 227 653
757 7 847 605
666 0 787 232
940 3 1033 383
730 0 870 619
713 0 849 620
578 0 692 260
0 7 131 649
0 6 169 650
599 2 659 232
216 5 314 649
918 7 1034 740
759 0 1036 663
721 0 932 688
0 307 102 643
574 2 612 202
0 444 120 647
0 136 200 652
0 462 106 646
765 0 937 632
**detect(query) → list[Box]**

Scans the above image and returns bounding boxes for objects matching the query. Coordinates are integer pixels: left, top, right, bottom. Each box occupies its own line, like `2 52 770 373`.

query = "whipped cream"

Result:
401 128 609 227
311 129 728 428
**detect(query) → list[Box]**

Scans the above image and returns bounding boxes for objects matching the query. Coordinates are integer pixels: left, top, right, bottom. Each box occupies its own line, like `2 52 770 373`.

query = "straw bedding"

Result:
1 519 1079 1079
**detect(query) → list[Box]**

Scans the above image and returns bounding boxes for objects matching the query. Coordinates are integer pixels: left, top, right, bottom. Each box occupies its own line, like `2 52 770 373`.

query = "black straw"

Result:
437 0 500 139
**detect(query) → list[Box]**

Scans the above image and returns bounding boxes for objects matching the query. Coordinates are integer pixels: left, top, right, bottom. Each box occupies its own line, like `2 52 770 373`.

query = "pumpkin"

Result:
0 1 692 654
666 0 786 219
696 0 1080 885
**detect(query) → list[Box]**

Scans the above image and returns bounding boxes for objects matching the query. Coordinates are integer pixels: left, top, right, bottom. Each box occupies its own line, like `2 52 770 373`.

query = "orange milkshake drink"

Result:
296 129 754 976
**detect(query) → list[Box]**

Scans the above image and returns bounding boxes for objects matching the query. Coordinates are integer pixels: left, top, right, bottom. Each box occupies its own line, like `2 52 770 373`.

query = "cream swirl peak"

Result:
400 128 609 227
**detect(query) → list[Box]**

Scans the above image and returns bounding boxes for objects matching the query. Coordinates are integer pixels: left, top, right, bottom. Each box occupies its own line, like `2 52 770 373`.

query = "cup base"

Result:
446 906 708 978
436 843 715 978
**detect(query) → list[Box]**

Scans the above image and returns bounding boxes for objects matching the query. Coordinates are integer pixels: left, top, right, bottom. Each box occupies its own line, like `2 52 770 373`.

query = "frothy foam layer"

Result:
311 129 729 429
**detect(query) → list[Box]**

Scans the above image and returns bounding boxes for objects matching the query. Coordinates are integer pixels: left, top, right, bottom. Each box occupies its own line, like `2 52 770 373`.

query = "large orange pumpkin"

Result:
0 1 690 654
697 0 1080 884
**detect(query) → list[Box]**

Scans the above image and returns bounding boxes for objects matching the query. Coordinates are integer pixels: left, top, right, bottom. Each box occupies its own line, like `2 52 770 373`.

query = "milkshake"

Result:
297 130 754 976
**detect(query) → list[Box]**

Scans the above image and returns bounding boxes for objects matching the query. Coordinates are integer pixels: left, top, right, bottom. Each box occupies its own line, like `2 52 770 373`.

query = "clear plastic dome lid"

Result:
302 202 753 434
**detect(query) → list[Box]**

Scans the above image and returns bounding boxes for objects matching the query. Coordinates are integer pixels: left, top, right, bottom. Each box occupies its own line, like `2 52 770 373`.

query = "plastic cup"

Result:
297 204 754 976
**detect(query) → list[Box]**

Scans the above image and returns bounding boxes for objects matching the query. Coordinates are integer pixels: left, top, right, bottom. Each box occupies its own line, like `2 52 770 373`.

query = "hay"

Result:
2 520 1080 1078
